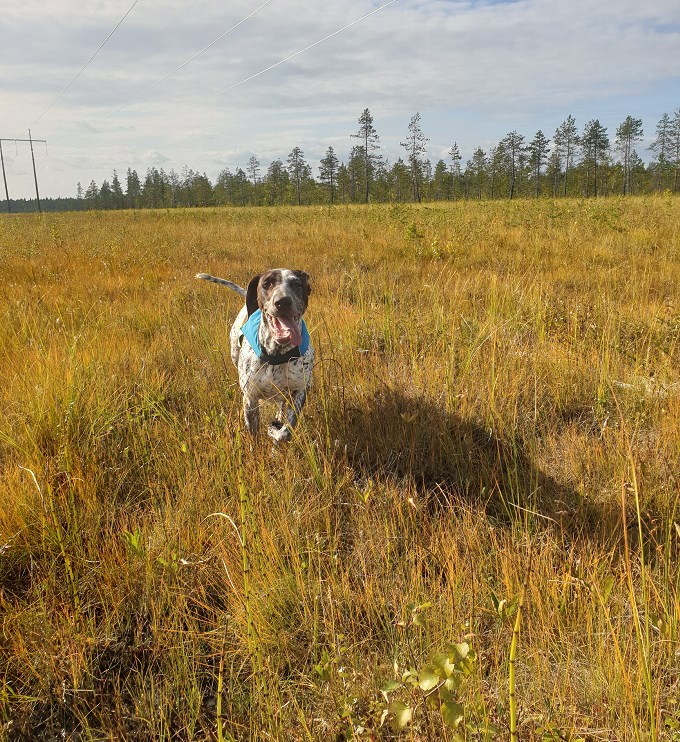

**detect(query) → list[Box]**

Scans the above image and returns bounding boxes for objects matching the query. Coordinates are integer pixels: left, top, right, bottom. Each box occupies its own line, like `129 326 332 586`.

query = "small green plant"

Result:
121 526 143 554
405 221 422 242
381 638 497 736
536 721 586 741
664 710 680 740
490 589 518 622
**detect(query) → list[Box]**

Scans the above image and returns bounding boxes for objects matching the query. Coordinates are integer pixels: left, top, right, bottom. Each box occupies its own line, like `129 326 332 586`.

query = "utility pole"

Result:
29 130 42 213
0 140 10 213
0 133 47 213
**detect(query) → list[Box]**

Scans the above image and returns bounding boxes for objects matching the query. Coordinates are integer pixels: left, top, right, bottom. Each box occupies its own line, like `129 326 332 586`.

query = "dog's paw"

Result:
267 420 292 443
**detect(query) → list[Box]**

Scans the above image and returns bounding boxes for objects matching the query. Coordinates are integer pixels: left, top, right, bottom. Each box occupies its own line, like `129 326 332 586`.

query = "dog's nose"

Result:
274 296 293 311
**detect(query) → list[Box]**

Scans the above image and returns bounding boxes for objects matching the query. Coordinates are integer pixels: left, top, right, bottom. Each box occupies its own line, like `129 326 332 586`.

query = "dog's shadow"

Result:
324 384 618 541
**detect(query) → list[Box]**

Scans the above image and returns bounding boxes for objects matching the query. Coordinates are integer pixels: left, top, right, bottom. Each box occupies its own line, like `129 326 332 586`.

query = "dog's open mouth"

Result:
266 313 302 347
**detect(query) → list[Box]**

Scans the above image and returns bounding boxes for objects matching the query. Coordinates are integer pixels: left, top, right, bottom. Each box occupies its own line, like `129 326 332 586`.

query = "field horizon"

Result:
0 196 678 740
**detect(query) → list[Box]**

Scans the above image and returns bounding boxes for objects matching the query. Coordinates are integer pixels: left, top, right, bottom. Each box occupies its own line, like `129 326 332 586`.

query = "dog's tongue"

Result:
271 315 302 347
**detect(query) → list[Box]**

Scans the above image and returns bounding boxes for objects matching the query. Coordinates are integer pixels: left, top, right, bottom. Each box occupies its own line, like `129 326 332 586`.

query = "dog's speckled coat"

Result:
197 269 314 442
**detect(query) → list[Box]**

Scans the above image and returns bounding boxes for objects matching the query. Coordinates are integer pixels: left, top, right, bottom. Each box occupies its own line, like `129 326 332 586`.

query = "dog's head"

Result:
246 269 311 347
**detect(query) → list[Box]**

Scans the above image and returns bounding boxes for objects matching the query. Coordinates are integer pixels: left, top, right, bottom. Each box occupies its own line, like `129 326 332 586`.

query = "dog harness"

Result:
240 309 310 366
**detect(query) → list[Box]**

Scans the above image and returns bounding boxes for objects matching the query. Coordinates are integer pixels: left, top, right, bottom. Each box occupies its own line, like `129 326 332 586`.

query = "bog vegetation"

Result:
0 195 678 740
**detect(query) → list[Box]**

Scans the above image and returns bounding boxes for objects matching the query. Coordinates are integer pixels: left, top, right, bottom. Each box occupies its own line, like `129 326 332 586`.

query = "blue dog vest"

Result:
241 309 310 365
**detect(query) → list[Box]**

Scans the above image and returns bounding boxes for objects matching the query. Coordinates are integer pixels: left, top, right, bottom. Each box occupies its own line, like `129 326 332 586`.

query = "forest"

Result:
5 108 680 213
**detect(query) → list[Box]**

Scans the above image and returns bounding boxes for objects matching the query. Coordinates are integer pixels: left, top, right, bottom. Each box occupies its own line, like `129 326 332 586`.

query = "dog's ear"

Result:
296 271 312 296
246 274 261 317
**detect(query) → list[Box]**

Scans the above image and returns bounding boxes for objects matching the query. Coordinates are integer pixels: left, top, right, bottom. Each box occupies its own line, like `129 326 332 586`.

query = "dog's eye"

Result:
262 278 272 289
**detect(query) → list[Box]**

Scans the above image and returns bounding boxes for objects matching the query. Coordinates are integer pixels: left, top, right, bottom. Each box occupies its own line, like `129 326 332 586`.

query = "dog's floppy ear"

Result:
245 274 261 317
297 270 312 296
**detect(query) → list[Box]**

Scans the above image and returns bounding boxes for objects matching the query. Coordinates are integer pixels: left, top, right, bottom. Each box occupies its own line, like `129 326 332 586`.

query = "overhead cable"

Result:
28 0 144 130
91 0 274 126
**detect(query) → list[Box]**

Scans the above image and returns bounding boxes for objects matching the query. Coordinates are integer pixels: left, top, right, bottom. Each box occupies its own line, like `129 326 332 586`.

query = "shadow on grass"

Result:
327 384 622 544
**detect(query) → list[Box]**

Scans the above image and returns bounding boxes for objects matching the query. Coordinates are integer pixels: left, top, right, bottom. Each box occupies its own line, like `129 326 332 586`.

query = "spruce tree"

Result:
111 170 124 209
319 146 339 204
125 168 141 209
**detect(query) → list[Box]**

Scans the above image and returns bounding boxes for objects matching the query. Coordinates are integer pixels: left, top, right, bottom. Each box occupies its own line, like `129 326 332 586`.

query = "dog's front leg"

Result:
243 394 260 435
268 389 308 442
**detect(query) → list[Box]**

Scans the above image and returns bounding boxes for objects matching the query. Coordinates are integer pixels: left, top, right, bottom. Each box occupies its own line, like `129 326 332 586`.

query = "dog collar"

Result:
240 309 310 365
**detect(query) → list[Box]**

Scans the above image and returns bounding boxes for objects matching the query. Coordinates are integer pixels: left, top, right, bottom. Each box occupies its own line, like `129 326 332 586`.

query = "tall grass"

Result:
0 196 678 739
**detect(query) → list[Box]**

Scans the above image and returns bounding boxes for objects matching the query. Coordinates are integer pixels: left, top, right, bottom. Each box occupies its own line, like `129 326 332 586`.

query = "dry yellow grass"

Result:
0 196 678 740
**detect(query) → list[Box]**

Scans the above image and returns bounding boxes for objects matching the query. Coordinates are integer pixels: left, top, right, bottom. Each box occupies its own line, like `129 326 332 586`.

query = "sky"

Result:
1 0 679 199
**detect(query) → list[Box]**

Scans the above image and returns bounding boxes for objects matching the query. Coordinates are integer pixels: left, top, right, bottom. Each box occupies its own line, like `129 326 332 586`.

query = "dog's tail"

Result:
195 273 246 297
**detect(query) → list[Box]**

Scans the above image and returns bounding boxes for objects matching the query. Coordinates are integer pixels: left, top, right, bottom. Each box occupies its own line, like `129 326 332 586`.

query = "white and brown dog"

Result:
196 269 314 442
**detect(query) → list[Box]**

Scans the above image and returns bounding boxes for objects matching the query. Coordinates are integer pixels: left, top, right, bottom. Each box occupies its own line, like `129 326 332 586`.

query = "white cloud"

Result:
1 0 678 196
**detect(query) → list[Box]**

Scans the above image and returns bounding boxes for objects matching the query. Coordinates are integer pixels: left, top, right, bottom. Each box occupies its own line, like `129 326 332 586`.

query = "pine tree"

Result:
351 108 381 203
670 108 680 192
553 116 579 196
247 156 261 185
500 131 526 199
400 113 429 202
615 116 643 195
470 147 487 199
582 120 609 197
448 143 462 198
528 130 550 197
650 113 672 191
287 147 310 206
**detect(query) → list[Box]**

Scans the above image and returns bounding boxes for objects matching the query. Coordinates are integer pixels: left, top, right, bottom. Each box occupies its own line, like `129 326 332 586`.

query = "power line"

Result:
65 0 207 116
190 0 399 111
92 0 273 126
28 0 144 130
49 0 273 149
53 0 399 157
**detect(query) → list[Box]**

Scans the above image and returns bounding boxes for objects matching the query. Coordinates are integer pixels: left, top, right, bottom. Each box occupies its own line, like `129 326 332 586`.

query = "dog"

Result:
196 269 314 442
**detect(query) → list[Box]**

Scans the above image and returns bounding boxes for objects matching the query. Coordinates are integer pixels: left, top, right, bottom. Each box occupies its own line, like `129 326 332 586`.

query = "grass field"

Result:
0 196 679 740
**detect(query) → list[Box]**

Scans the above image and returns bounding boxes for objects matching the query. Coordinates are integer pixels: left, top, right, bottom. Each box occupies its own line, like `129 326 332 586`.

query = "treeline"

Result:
8 108 680 213
4 197 87 213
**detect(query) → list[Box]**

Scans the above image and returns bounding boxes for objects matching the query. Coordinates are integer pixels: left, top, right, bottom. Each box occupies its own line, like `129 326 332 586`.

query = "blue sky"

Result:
1 0 679 198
